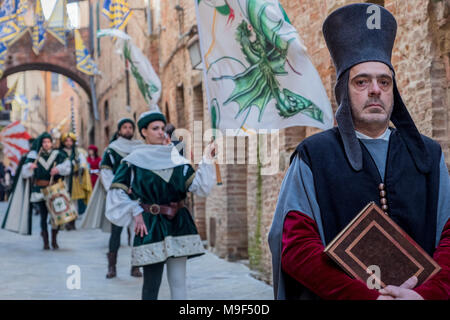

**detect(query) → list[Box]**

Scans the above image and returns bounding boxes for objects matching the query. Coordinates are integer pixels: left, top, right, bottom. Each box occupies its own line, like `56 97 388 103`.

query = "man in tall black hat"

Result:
268 3 449 300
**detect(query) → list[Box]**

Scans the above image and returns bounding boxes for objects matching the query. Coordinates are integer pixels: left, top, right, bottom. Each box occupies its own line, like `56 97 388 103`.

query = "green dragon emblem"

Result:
208 0 324 125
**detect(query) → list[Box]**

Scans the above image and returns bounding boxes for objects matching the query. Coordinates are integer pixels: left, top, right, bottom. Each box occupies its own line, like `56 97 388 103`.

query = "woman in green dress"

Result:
106 108 216 300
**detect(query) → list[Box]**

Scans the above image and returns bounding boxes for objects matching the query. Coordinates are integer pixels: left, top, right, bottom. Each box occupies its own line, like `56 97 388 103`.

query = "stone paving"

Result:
0 202 273 300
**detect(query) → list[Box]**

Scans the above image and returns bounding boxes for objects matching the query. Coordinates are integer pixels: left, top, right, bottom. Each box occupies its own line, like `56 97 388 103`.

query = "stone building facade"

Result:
80 0 160 152
87 0 449 284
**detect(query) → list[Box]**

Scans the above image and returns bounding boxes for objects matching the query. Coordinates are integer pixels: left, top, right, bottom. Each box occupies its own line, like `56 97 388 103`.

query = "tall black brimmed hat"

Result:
322 3 430 173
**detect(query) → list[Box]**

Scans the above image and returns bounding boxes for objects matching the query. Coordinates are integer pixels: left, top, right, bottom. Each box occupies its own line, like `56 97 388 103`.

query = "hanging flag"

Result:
0 19 20 44
97 29 161 107
4 77 18 103
0 120 31 170
31 0 46 55
15 93 28 105
16 0 27 26
0 0 18 24
10 94 28 120
10 0 29 45
194 0 333 133
0 1 29 47
102 0 133 30
75 29 98 76
0 41 6 78
46 0 70 46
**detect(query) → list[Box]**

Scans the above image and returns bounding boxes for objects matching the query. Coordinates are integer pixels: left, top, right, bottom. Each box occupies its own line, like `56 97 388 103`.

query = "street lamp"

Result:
188 38 203 71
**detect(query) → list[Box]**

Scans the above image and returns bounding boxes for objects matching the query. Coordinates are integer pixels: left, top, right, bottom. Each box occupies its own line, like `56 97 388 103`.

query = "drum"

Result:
42 180 78 226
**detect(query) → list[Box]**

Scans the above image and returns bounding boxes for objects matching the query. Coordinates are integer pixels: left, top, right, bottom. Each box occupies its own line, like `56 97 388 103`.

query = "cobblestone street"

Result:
0 202 273 300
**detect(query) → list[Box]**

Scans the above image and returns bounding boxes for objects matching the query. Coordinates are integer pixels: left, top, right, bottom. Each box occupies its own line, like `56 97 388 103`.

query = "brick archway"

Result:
1 28 92 100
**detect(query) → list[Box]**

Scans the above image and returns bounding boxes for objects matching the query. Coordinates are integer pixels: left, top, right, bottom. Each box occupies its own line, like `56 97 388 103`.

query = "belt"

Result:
140 201 185 220
90 169 100 174
34 179 50 187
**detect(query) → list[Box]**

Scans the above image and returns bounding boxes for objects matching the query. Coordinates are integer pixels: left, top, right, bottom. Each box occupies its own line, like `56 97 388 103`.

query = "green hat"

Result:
117 118 135 131
30 132 52 152
109 118 136 143
137 108 167 133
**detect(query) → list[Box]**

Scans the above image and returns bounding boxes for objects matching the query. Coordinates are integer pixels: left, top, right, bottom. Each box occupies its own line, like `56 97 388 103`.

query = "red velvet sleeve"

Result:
413 219 450 300
281 211 380 300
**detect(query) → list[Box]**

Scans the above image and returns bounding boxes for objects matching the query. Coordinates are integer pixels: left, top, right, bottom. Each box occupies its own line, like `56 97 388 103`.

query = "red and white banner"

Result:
0 121 31 170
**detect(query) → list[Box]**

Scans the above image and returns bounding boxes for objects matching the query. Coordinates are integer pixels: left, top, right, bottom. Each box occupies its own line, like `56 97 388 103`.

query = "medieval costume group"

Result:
1 107 217 300
1 3 449 301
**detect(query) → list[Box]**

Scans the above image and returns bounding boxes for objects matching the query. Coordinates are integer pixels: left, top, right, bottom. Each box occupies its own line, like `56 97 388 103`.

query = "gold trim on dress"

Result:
110 182 129 192
185 172 196 190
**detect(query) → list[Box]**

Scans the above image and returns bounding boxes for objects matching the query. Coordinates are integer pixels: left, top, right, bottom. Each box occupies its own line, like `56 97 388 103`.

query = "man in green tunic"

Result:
99 118 143 278
21 133 71 249
105 108 217 300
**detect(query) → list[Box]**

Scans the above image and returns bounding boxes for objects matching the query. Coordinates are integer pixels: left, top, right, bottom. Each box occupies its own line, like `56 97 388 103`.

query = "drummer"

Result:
22 132 71 250
59 132 92 231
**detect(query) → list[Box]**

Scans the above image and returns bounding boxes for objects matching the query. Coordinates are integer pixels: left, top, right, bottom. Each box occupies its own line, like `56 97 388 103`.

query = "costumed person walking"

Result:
268 3 450 300
81 118 143 278
59 132 92 230
87 145 101 187
105 108 216 300
2 133 71 249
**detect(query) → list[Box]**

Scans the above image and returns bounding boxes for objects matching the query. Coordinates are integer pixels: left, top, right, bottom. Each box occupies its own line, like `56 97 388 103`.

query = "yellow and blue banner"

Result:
0 41 6 78
32 0 46 55
75 29 97 76
46 0 70 46
0 0 28 46
0 0 18 24
102 0 133 30
0 20 20 44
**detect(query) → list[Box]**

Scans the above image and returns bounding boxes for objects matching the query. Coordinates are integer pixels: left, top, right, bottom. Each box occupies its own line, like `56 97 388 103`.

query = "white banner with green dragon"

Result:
97 29 161 107
195 0 333 133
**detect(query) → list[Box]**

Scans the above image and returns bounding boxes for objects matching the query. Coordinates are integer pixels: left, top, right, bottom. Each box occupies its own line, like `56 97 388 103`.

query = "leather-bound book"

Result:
324 202 441 288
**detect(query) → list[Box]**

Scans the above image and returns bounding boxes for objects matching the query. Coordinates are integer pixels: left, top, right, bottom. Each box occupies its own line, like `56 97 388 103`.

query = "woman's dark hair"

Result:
140 120 166 139
165 123 176 138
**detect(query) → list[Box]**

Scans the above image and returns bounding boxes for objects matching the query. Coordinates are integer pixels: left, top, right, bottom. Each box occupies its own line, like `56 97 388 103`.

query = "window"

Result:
89 126 95 145
104 100 109 121
176 85 185 129
104 126 110 147
165 102 171 123
51 73 59 92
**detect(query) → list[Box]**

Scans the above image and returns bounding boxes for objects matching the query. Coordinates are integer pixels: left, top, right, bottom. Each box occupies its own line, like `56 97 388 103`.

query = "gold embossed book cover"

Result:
324 202 441 288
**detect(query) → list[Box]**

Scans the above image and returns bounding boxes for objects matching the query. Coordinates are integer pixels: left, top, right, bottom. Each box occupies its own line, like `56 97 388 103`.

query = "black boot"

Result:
106 252 117 279
130 266 142 277
41 231 50 250
51 229 59 250
65 220 76 231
